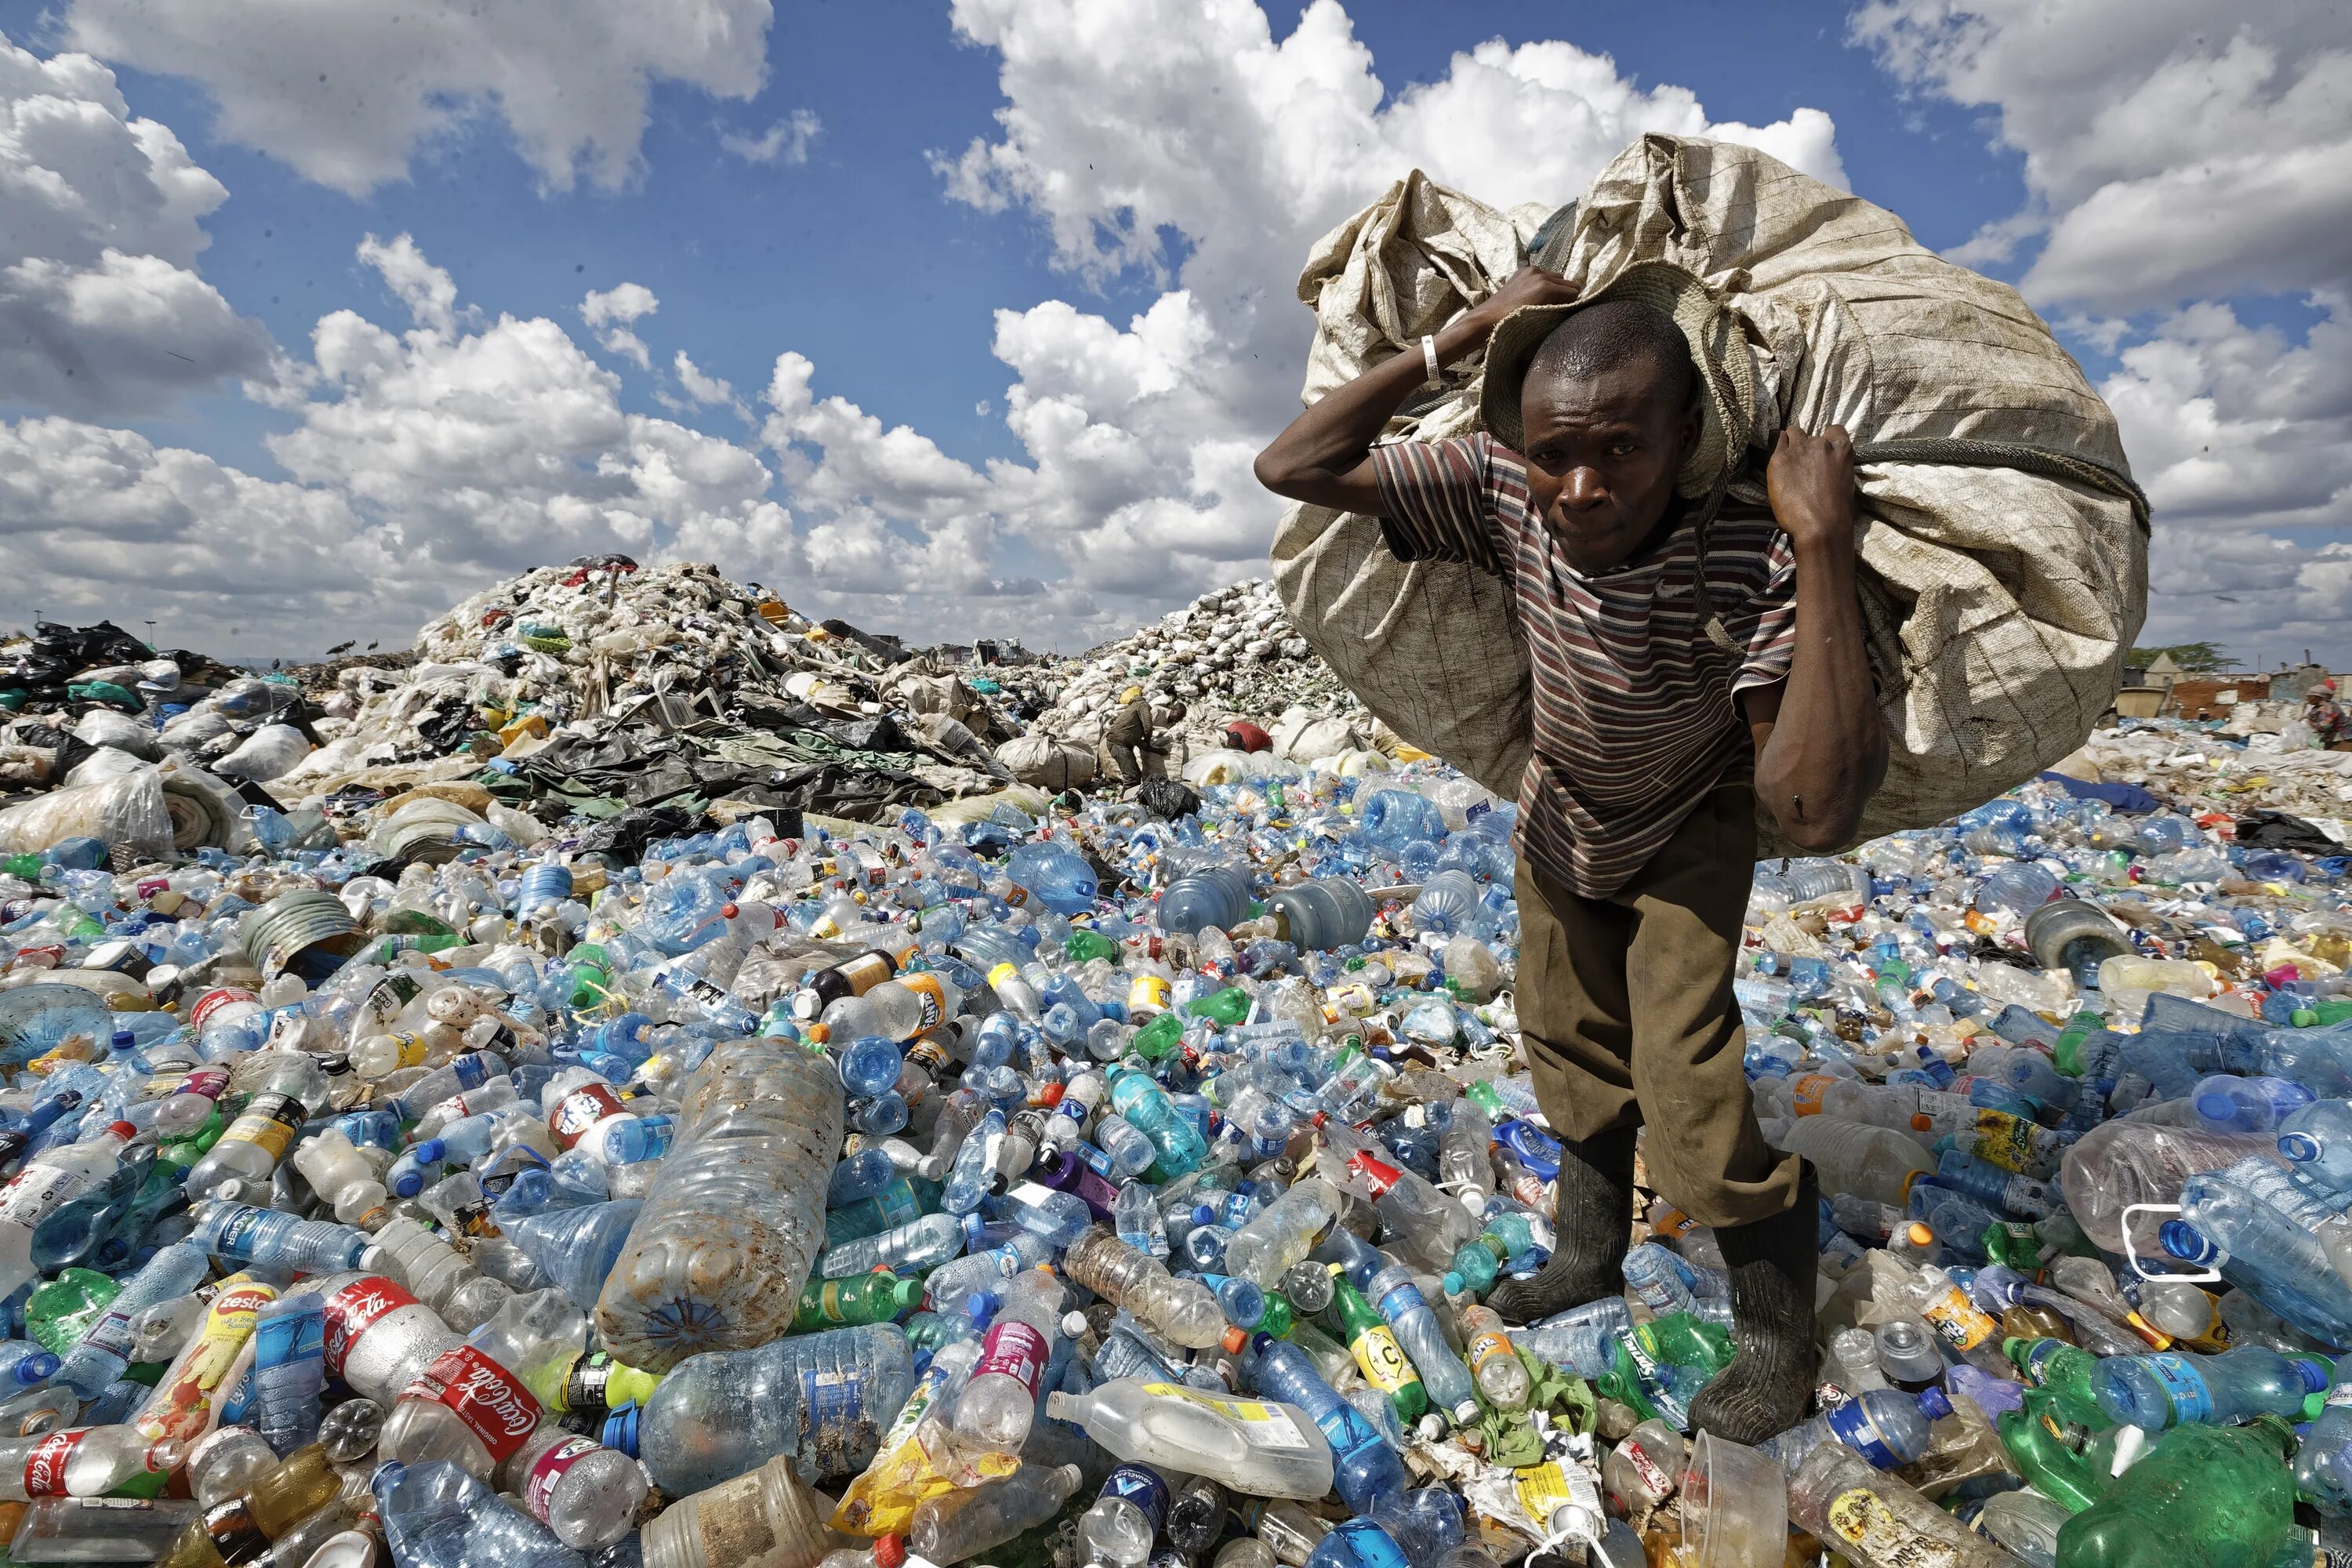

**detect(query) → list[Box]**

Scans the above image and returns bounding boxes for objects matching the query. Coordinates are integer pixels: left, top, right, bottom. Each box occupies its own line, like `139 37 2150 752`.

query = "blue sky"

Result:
1 1 2345 666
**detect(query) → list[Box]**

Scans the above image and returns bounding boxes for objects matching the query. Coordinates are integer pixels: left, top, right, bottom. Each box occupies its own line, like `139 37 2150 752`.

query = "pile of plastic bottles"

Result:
2 754 2352 1568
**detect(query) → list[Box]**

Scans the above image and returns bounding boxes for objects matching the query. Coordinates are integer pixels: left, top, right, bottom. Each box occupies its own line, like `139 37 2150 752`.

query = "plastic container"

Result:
1675 1432 1788 1568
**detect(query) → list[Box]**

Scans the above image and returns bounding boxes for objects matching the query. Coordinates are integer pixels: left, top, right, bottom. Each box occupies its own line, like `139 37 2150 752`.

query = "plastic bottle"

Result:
1047 1377 1335 1500
1246 1334 1406 1512
378 1288 572 1481
1786 1446 2021 1568
1225 1178 1345 1288
2092 1344 2327 1431
372 1459 583 1568
53 1241 209 1399
0 1426 181 1500
1364 1263 1477 1425
248 1293 327 1456
0 1121 140 1297
1758 1387 1944 1474
949 1266 1067 1453
2054 1421 2303 1568
1064 1226 1227 1348
1079 1465 1173 1568
911 1462 1084 1564
633 1322 916 1494
595 1036 842 1370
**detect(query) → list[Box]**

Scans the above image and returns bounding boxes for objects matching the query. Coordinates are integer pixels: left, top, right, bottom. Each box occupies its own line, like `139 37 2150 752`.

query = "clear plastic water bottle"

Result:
191 1201 370 1276
372 1459 583 1568
634 1322 915 1494
248 1293 326 1455
595 1037 841 1370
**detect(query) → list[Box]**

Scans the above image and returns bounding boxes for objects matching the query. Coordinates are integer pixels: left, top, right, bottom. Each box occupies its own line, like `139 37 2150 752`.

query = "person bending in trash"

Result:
1253 265 1885 1440
1103 684 1162 787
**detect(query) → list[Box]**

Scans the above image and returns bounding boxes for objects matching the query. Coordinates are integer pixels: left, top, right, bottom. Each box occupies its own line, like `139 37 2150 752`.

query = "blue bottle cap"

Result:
1916 1385 1954 1422
601 1403 641 1455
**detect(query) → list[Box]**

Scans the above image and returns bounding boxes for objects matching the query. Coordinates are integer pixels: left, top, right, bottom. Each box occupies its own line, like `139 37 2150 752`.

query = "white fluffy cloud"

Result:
0 416 412 648
1852 1 2352 661
581 282 659 370
856 0 1846 637
63 0 773 194
0 34 269 417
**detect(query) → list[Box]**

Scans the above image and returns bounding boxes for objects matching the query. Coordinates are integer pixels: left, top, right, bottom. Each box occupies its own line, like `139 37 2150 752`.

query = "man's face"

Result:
1518 358 1699 574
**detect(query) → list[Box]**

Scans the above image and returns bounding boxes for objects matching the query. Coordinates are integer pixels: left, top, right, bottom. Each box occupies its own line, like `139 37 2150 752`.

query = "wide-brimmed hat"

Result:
1478 260 1755 499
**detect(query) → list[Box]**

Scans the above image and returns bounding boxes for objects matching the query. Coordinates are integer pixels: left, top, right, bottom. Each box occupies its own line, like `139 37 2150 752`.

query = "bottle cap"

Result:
1916 1385 1954 1421
601 1403 641 1455
107 1121 136 1142
874 1536 907 1568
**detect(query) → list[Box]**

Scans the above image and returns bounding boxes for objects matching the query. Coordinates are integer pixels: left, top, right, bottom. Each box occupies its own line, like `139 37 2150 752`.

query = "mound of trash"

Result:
1034 579 1366 756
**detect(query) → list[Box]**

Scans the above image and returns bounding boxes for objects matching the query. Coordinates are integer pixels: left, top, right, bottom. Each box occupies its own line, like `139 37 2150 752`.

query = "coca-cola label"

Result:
190 988 257 1029
549 1083 626 1149
974 1319 1047 1395
404 1345 543 1464
1344 1149 1403 1199
524 1436 601 1521
323 1276 419 1374
22 1429 84 1496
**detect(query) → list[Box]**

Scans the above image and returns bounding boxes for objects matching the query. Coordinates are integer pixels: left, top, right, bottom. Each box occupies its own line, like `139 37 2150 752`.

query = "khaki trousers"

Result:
1513 780 1800 1228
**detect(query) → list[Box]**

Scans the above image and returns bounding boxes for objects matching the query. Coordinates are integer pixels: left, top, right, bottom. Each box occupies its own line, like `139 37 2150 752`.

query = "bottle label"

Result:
1621 1439 1675 1502
524 1436 602 1522
1790 1075 1838 1116
1969 1109 2042 1174
1920 1287 1998 1352
0 1162 85 1229
79 1305 140 1363
562 1353 616 1413
221 1093 304 1160
549 1083 626 1149
1826 1399 1904 1469
1351 1323 1420 1396
190 989 258 1029
1823 1489 1958 1566
199 1495 265 1559
975 1319 1048 1393
1467 1330 1515 1381
1512 1459 1598 1534
1127 975 1170 1014
382 1034 430 1071
1137 1384 1314 1452
2142 1352 2214 1424
22 1429 85 1496
1345 1149 1404 1199
1105 1465 1171 1532
803 1367 868 1455
324 1275 419 1374
403 1345 543 1464
901 974 949 1032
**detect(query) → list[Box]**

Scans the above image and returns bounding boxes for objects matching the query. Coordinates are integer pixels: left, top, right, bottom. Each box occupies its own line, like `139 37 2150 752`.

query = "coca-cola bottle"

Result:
378 1288 578 1481
310 1272 462 1406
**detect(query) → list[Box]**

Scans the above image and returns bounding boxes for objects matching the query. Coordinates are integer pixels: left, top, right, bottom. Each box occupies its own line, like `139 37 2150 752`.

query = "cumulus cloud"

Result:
580 282 659 369
0 34 270 417
877 0 1846 637
63 0 773 195
1851 1 2352 659
0 416 412 649
720 108 820 166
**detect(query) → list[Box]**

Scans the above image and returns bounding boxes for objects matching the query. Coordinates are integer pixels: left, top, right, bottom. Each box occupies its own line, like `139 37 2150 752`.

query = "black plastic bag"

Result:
1135 777 1203 822
2236 809 2342 855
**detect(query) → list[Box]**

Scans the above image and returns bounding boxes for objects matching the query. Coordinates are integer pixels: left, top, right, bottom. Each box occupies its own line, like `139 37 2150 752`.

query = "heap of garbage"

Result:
1034 580 1367 760
5 577 2352 1566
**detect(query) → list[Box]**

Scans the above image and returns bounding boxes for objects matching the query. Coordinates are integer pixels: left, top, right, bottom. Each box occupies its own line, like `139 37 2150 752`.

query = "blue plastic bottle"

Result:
1249 1334 1406 1512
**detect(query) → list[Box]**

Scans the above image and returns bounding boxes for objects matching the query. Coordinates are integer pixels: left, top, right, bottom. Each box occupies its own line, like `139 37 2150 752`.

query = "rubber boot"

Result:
1687 1163 1821 1443
1486 1125 1638 1324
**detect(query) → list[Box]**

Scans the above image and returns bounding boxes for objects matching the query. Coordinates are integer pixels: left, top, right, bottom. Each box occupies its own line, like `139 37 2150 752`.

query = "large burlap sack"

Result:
1273 140 2149 848
996 735 1097 792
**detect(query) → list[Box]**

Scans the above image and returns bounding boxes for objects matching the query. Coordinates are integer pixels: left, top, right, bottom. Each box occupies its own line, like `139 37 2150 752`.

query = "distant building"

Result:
2142 652 2183 691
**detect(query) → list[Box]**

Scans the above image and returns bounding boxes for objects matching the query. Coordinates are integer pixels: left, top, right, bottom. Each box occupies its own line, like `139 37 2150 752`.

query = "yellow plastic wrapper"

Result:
136 1272 277 1444
829 1358 1018 1537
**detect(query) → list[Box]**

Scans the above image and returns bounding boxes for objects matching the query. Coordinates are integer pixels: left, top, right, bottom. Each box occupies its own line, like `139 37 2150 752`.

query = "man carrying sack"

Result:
1254 265 1886 1439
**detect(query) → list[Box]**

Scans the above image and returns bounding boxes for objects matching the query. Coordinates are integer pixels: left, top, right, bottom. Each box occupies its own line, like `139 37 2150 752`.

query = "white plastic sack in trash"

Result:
1270 708 1367 763
63 746 147 789
0 766 173 867
1273 138 2148 849
211 724 313 783
996 735 1096 792
72 710 160 761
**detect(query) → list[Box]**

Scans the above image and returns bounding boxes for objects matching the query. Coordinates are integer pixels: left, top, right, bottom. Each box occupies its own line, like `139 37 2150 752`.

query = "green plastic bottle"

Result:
2052 1011 2104 1076
1601 1312 1733 1429
1062 929 1120 964
796 1272 924 1330
1996 1394 2118 1514
25 1269 120 1355
2055 1419 2306 1568
1185 986 1251 1025
2006 1336 2113 1431
1329 1274 1427 1426
1131 1013 1184 1062
1 852 42 880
